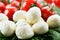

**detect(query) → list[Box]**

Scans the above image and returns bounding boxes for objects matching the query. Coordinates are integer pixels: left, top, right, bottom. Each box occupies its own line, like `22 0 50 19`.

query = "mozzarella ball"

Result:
0 20 16 37
32 21 49 34
13 10 26 22
26 7 41 24
16 19 26 26
47 15 60 28
0 13 8 22
15 20 34 39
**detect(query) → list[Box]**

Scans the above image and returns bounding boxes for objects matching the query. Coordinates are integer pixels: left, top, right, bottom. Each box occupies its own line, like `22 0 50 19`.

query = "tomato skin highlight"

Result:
0 2 5 13
20 0 36 11
11 1 20 8
0 10 2 13
20 2 31 11
4 6 17 20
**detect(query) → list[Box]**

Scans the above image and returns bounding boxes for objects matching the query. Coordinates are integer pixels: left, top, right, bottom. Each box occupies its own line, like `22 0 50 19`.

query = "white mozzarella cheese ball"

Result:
0 13 8 22
15 20 34 39
26 7 41 24
47 15 60 28
16 19 26 26
0 20 16 37
13 10 26 22
32 21 49 34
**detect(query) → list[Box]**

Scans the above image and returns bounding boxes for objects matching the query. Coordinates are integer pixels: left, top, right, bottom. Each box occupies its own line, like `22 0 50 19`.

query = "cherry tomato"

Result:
4 0 8 5
11 1 20 8
20 2 30 11
20 2 33 11
1 0 8 5
25 0 36 3
54 0 60 8
0 2 5 13
12 0 21 2
20 0 36 11
41 7 55 21
4 6 17 20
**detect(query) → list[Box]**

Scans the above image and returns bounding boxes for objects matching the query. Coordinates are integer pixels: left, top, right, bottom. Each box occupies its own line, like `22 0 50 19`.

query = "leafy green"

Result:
49 30 60 40
53 6 60 15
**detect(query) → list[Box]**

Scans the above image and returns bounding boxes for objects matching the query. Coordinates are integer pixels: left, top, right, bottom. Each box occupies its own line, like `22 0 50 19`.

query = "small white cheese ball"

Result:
16 19 26 26
0 20 16 37
32 21 49 34
26 7 41 24
47 15 60 28
13 10 26 22
16 20 34 39
0 13 8 22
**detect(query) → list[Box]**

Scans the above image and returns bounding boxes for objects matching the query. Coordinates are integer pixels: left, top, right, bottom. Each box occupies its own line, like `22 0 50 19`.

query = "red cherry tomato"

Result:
41 7 55 21
11 1 20 7
0 2 5 13
12 0 21 2
20 2 31 11
20 2 34 11
1 0 8 5
4 6 17 20
54 0 60 8
25 0 36 3
20 0 36 11
4 0 8 5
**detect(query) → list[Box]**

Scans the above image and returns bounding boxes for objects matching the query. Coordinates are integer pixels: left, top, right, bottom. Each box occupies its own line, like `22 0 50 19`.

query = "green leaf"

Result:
49 30 60 40
53 6 60 15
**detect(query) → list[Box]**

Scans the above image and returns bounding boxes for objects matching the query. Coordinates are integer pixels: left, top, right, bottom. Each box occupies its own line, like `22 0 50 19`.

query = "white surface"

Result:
0 20 16 37
32 21 49 34
26 7 41 24
16 20 34 39
47 15 60 28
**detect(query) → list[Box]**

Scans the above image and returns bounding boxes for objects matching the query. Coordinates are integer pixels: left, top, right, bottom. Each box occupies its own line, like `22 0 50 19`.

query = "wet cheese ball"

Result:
47 15 60 28
0 13 8 22
13 10 26 22
0 20 16 37
26 7 41 24
32 21 49 34
16 20 34 39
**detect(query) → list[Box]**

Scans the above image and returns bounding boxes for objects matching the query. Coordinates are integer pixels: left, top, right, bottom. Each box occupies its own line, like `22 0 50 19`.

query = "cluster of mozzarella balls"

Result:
0 7 60 39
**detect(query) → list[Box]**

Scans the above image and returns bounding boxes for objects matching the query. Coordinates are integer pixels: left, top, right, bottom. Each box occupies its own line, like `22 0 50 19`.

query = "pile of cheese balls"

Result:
0 7 60 39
